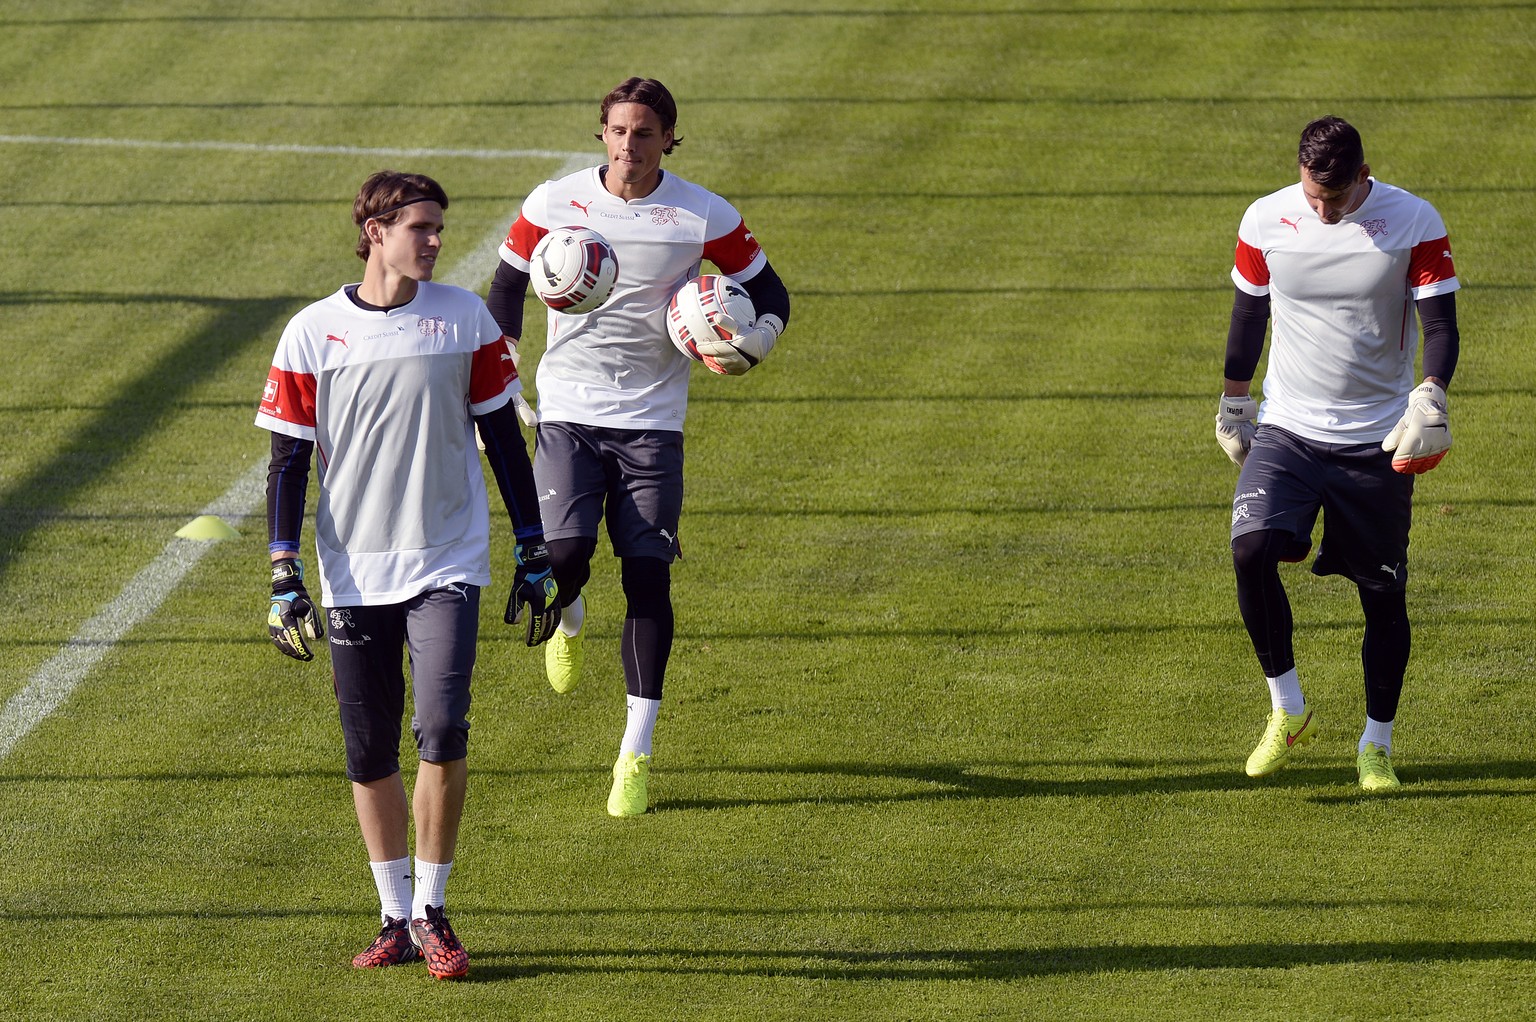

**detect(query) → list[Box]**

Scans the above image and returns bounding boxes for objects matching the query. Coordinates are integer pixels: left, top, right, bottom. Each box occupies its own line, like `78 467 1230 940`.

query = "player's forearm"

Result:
1223 288 1269 386
474 399 544 539
1417 292 1459 389
267 433 313 558
486 260 530 340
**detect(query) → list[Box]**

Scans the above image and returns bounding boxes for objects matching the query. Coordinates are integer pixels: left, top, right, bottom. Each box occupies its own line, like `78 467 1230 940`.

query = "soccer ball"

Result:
529 226 619 314
666 274 756 361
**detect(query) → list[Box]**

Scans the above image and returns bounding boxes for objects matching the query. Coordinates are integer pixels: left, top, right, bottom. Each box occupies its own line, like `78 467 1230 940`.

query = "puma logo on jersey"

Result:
569 200 592 216
660 528 677 545
1279 217 1301 233
1379 563 1402 579
326 332 349 347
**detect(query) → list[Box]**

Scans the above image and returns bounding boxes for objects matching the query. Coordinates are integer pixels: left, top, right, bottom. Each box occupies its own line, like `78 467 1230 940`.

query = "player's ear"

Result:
1357 163 1371 184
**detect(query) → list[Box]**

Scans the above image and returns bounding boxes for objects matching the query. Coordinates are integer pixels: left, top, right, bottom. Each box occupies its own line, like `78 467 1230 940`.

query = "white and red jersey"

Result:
1231 178 1459 443
500 166 766 430
255 281 520 607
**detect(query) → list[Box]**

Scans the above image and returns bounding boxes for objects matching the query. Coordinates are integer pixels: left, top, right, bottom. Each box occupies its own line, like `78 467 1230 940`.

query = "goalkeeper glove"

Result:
269 559 324 662
505 539 560 646
1215 394 1259 466
693 313 782 376
1382 380 1451 474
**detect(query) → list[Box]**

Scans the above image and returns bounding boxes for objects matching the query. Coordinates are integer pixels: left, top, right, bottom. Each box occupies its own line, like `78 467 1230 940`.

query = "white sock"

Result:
559 594 585 637
369 856 413 923
411 858 453 919
621 695 661 756
1360 717 1394 755
1266 668 1305 714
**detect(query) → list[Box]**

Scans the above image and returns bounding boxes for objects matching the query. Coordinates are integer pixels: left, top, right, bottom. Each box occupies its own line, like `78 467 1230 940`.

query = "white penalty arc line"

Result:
0 149 591 762
0 133 583 163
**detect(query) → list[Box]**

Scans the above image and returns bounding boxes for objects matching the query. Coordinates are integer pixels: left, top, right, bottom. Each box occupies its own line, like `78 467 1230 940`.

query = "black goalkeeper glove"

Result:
505 539 559 646
268 559 324 662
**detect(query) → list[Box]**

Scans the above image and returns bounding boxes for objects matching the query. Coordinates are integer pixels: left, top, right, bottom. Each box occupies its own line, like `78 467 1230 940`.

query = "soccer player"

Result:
256 170 558 978
486 77 791 816
1216 116 1460 792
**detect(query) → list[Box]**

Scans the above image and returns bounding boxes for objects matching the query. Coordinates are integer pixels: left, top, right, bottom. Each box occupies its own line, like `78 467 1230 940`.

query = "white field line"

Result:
0 463 268 761
0 145 591 762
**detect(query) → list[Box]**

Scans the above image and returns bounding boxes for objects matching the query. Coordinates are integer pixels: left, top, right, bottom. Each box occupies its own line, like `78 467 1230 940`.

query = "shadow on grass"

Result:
648 757 1536 812
0 291 301 584
6 757 1536 802
460 937 1536 981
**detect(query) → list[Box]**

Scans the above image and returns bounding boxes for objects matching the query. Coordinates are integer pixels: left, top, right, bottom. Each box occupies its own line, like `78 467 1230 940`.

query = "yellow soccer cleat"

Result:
545 619 585 695
1357 742 1402 793
1245 705 1317 778
607 751 651 817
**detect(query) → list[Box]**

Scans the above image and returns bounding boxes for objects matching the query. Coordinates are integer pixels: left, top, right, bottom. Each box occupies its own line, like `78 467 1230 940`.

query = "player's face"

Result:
372 203 444 280
1300 164 1371 225
601 102 672 199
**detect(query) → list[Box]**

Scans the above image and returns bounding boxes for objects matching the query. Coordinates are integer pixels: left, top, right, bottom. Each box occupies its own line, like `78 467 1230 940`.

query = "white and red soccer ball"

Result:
530 226 619 314
666 274 756 362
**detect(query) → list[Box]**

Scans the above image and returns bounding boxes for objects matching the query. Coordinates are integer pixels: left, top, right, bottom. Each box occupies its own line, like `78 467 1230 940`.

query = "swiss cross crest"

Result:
652 205 680 226
263 378 278 404
1360 218 1389 238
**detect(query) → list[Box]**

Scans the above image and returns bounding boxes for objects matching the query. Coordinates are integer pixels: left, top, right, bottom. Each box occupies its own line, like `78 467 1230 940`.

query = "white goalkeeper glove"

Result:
694 313 782 376
1215 394 1259 466
1381 380 1450 474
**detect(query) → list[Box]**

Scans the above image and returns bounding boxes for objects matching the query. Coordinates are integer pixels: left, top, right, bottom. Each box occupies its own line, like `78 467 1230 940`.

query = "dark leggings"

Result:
547 538 673 700
1232 529 1408 721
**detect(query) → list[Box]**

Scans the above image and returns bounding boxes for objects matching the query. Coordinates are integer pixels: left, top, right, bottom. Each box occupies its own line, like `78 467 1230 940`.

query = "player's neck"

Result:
602 166 664 202
357 267 421 309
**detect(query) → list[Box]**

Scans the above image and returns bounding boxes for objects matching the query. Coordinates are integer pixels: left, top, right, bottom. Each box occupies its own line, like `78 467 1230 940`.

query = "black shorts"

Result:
534 421 684 561
1231 425 1415 592
327 585 479 782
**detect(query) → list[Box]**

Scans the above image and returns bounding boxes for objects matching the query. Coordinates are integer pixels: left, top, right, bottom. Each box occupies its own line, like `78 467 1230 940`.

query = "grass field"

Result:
3 1 1536 1019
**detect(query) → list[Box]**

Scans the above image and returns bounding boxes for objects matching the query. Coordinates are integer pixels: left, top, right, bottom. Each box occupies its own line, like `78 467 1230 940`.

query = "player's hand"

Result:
505 539 560 646
1215 394 1259 466
269 559 324 662
694 313 777 376
1382 381 1450 474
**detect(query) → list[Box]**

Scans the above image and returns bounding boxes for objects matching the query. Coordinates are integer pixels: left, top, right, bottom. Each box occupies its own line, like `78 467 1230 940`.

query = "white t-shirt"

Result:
500 166 767 430
255 282 520 606
1231 178 1460 443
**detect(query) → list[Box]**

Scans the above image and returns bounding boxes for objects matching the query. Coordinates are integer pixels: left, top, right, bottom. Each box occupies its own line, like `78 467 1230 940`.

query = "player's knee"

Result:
343 731 403 783
1359 586 1409 626
412 712 470 764
339 701 403 782
1232 529 1284 580
547 536 597 604
620 556 671 613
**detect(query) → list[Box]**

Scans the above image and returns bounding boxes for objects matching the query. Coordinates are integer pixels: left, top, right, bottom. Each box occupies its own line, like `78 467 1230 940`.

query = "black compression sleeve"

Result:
487 260 530 339
1417 291 1460 386
739 261 791 329
474 399 544 541
267 433 313 555
1223 288 1270 383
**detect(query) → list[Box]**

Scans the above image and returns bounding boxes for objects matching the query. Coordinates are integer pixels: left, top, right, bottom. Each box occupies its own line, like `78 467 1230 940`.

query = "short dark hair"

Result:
596 76 683 154
352 170 448 261
1298 116 1364 189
